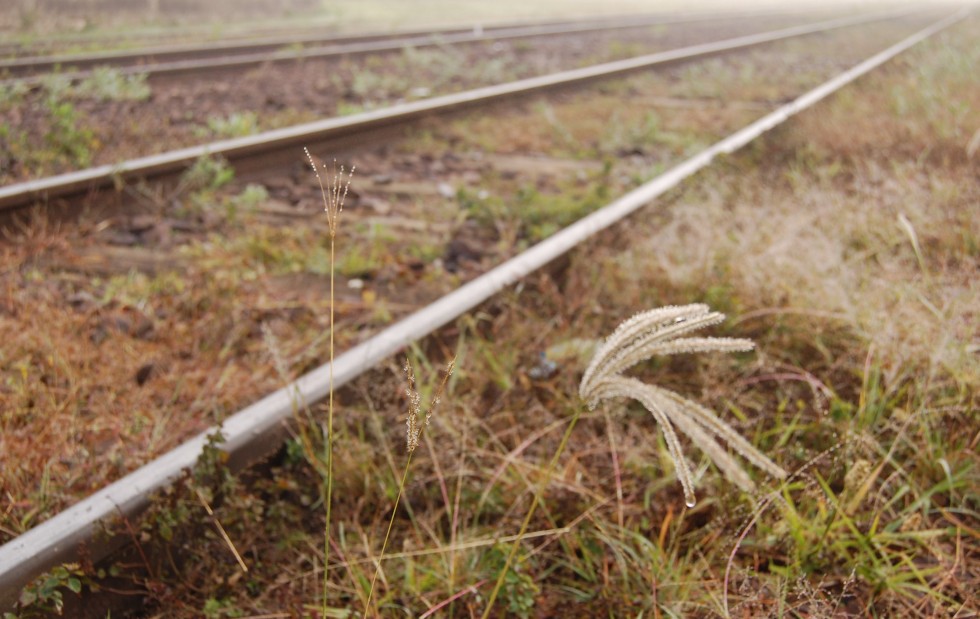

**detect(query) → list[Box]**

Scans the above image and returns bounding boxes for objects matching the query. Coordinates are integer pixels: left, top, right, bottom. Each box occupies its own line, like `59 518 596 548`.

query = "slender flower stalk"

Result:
580 303 787 507
305 148 354 613
366 357 455 615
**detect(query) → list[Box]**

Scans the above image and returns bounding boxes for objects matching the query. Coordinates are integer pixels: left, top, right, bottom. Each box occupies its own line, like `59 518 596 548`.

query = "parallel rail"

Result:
0 7 968 610
0 6 816 59
0 9 916 214
0 10 801 80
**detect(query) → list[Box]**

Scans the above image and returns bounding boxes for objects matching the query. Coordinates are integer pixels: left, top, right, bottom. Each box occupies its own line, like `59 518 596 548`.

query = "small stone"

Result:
112 315 133 334
136 363 154 386
366 197 391 214
437 182 455 199
67 291 98 310
130 215 157 233
103 231 140 247
528 353 558 380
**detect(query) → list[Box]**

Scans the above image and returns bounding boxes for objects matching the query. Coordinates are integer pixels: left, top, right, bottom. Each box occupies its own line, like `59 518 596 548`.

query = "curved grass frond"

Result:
580 304 787 506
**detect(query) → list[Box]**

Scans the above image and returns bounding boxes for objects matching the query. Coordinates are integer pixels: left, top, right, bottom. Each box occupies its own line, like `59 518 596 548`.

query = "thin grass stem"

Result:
481 405 584 618
365 453 414 615
323 233 336 615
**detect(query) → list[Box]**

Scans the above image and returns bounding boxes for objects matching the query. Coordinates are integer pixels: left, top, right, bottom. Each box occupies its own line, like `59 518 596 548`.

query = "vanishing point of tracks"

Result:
0 6 972 612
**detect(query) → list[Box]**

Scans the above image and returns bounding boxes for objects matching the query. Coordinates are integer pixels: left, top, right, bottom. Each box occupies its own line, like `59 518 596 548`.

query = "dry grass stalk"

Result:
580 303 787 507
403 360 425 453
305 147 354 613
305 147 353 239
366 357 455 614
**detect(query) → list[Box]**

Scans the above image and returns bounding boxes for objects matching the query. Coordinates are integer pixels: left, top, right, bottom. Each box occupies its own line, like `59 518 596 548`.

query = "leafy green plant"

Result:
74 67 150 102
180 154 235 193
12 563 85 616
225 183 269 220
44 99 96 168
199 112 260 139
0 80 29 111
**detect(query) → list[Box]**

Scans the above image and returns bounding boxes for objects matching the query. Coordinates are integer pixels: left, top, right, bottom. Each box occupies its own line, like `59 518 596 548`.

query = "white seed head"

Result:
579 304 786 506
305 147 354 238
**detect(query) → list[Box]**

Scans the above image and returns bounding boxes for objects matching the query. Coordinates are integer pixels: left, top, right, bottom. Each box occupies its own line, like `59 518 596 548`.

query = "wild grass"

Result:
4 15 978 619
366 357 455 613
290 20 975 617
580 304 787 507
305 147 354 614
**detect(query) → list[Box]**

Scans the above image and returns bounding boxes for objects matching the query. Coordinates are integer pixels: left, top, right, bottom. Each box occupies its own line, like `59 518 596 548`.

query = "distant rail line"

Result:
0 11 757 60
0 10 801 81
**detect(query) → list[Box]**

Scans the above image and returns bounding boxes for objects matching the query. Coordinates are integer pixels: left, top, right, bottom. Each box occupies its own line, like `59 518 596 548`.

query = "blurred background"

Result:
2 0 950 38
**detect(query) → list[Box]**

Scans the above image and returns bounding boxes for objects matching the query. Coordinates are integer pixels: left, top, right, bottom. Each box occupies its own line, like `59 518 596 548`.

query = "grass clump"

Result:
197 111 260 139
73 67 151 102
39 67 151 103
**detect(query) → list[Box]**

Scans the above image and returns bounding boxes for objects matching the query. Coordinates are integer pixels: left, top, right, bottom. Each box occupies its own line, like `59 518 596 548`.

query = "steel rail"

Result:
0 12 693 64
0 16 743 87
0 16 576 62
0 9 918 214
0 7 969 610
0 15 655 75
0 9 799 78
0 7 812 57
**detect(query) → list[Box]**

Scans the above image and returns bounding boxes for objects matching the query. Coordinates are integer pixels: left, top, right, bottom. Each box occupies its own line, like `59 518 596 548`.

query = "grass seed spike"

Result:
579 304 787 507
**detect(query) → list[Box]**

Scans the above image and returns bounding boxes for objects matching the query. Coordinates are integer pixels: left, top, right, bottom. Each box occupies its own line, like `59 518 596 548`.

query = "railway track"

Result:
0 6 972 613
0 11 725 61
0 16 566 60
0 9 920 214
0 10 809 82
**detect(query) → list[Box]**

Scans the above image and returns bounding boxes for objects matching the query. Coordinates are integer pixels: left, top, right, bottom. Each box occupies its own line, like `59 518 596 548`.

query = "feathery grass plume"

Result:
367 357 455 613
260 322 290 383
579 304 787 507
306 147 353 239
305 147 354 613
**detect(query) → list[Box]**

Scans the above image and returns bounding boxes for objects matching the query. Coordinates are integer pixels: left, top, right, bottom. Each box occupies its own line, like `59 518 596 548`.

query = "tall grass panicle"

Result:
305 148 354 611
366 357 455 613
580 304 787 507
